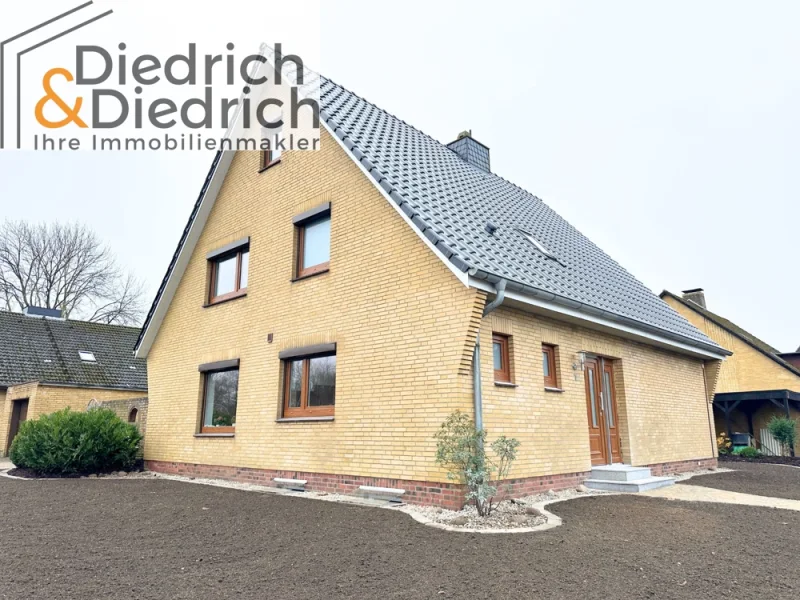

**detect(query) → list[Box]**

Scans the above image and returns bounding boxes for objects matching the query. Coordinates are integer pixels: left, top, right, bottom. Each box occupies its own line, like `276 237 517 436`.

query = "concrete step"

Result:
584 476 675 493
589 464 652 482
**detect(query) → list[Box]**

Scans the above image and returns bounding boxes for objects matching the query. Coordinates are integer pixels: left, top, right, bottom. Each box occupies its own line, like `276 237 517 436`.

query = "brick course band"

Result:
145 457 717 510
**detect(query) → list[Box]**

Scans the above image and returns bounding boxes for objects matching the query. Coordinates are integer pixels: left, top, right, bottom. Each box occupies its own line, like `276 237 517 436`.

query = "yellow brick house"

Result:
662 289 800 455
135 76 730 507
0 308 148 455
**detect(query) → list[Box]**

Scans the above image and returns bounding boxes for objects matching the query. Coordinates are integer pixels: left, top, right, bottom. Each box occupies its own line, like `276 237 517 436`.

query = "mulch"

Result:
0 477 798 599
680 460 800 501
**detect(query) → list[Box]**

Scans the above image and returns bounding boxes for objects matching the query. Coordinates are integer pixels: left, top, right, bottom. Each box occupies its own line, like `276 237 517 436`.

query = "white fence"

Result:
759 428 788 456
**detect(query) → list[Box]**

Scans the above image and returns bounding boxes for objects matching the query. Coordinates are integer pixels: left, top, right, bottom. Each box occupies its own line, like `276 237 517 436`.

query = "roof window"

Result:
79 351 97 363
517 229 560 263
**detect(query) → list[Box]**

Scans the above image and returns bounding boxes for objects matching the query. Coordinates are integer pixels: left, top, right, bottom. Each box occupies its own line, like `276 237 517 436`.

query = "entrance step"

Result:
589 464 653 482
585 464 675 493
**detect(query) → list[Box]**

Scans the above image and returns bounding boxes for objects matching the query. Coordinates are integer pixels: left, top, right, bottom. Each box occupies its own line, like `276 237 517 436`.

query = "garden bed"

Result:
680 460 800 501
7 465 143 479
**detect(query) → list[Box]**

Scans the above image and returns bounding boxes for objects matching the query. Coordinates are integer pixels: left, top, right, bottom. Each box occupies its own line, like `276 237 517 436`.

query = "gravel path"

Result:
679 461 800 501
1 477 798 599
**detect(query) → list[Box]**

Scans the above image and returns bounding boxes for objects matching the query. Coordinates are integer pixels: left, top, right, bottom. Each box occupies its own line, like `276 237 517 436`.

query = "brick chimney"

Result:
446 130 491 173
681 288 707 309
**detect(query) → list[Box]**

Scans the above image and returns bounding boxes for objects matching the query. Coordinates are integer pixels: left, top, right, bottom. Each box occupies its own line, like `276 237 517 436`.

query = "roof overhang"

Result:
715 389 800 403
470 276 730 361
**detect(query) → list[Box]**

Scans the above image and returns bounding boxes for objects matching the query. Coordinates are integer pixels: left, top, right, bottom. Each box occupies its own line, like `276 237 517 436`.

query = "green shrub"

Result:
735 446 761 458
10 408 143 475
767 416 797 453
434 411 520 517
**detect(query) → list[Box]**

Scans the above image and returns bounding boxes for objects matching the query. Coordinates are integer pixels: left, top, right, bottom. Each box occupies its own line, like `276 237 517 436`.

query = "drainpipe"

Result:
473 280 507 431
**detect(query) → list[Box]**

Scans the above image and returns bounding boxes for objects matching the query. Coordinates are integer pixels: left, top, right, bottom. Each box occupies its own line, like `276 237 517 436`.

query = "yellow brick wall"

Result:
663 297 800 393
480 307 715 475
145 129 482 482
144 130 715 483
0 382 143 455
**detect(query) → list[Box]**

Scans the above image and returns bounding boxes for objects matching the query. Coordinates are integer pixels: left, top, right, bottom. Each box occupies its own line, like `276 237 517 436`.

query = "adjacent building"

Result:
135 76 730 507
662 289 799 454
0 307 147 455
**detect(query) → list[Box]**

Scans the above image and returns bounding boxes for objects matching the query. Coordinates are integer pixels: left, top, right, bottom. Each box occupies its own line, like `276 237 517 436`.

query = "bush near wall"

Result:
10 408 143 475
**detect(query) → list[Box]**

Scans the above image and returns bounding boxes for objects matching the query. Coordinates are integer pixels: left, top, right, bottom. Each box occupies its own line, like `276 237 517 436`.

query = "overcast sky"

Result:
1 1 798 351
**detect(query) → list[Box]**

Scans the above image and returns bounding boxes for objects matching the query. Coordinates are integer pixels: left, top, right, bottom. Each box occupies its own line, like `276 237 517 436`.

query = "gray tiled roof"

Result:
319 77 722 352
0 311 147 390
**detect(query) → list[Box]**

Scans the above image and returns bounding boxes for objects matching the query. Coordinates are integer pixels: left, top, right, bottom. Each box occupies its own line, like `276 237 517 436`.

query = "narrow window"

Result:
201 368 239 433
260 119 283 171
543 344 558 388
209 246 249 304
492 334 511 383
128 408 138 423
296 214 331 278
283 352 336 418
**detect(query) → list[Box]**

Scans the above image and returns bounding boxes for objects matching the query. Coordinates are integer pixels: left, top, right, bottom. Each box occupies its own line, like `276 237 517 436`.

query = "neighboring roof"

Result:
660 291 800 378
0 310 147 390
136 71 725 358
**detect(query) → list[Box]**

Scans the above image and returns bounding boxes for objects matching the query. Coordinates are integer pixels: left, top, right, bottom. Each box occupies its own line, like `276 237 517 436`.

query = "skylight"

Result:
79 351 97 363
517 229 558 261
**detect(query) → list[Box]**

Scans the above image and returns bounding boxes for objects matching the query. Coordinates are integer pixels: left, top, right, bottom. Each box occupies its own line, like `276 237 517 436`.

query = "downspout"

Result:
473 280 507 431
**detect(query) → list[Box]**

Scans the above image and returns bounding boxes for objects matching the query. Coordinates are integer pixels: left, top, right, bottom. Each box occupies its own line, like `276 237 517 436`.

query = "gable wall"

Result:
663 298 800 393
145 128 482 482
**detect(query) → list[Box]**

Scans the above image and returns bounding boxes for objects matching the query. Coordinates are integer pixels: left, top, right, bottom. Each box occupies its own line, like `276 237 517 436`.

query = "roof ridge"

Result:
0 309 142 331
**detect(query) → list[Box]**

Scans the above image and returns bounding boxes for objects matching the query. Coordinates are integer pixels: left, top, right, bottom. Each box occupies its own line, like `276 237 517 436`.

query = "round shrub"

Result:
10 408 143 475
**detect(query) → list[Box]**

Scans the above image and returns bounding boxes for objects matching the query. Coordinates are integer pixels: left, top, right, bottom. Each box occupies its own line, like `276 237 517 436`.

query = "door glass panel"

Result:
603 371 614 427
588 369 598 428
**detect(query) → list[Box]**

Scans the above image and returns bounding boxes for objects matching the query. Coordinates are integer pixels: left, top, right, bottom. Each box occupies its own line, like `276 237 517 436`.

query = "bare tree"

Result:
0 220 145 325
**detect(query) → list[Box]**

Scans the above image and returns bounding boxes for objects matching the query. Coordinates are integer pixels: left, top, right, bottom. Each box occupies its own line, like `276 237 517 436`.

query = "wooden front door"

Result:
584 358 622 465
7 399 29 453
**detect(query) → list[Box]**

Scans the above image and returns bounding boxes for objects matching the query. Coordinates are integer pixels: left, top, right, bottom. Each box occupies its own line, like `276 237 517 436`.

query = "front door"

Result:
584 358 622 465
7 399 29 453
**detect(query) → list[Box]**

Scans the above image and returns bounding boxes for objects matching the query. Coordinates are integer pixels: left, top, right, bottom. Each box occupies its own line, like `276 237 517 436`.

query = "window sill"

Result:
204 290 247 308
494 381 518 388
544 386 564 393
194 433 235 438
291 268 330 283
259 159 282 173
276 416 335 423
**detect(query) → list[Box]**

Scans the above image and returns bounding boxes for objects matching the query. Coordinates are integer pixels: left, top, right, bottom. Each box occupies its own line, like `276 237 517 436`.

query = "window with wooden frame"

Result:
542 344 558 388
260 120 283 171
294 204 331 279
207 240 249 304
492 334 511 383
199 364 239 434
281 346 336 418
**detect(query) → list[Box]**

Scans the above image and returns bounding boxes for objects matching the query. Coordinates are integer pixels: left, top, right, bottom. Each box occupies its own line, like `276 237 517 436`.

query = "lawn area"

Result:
680 461 800 500
0 476 797 600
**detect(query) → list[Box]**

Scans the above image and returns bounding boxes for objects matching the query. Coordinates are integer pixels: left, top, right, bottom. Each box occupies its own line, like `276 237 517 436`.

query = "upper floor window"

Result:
293 203 331 279
207 239 249 304
542 344 558 388
280 345 337 418
492 333 511 383
260 120 283 171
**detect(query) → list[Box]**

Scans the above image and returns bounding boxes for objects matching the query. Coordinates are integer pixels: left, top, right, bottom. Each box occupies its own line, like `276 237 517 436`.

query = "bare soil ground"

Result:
0 476 797 600
680 460 800 501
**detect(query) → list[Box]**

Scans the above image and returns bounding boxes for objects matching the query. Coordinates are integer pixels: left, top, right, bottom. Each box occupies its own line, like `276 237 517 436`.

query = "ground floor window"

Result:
283 353 336 418
201 367 239 433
